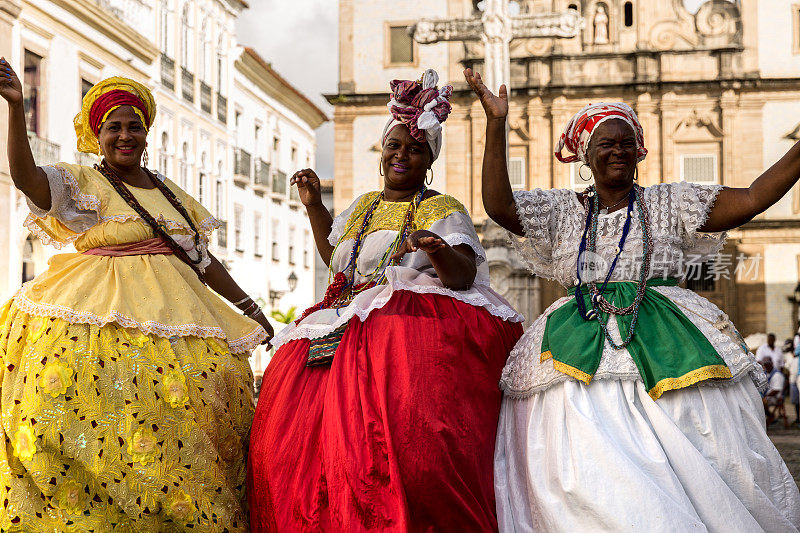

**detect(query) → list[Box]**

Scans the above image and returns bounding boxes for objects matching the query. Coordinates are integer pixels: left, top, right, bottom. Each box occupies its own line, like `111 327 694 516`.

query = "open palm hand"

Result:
0 58 23 105
464 68 507 121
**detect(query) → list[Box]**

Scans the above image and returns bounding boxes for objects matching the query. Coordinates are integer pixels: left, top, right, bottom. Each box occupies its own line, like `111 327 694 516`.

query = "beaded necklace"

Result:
328 186 427 306
574 184 653 350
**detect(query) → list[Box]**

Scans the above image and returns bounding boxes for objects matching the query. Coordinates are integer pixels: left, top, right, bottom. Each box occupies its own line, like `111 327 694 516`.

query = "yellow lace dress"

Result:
0 163 267 532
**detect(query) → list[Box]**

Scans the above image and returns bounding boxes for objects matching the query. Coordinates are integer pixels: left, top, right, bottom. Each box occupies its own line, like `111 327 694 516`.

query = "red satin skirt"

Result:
247 290 523 532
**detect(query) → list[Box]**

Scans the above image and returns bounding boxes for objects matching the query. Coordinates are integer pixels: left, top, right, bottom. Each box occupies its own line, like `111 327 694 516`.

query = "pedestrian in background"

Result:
757 333 784 369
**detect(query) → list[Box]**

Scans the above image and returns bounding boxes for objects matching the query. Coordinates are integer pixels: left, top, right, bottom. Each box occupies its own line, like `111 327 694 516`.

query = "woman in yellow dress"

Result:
0 59 272 531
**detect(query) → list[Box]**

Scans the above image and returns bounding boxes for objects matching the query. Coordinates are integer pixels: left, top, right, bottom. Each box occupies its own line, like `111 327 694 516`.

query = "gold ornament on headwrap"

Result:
74 76 156 156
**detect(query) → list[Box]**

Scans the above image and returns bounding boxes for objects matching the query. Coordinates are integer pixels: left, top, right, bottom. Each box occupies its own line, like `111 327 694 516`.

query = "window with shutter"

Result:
508 157 526 190
680 154 717 184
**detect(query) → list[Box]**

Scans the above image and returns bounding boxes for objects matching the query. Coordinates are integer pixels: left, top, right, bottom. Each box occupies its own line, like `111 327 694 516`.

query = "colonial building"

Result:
231 47 327 375
329 0 800 337
0 0 326 376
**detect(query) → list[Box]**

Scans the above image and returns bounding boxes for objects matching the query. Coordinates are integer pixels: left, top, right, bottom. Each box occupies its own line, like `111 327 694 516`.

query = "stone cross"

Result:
412 0 583 93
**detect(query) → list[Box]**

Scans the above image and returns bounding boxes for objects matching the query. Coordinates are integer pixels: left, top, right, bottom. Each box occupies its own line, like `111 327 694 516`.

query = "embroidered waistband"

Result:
83 237 173 257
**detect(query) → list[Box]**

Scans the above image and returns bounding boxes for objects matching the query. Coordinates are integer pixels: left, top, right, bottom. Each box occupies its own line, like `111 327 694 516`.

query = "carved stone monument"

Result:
411 0 583 92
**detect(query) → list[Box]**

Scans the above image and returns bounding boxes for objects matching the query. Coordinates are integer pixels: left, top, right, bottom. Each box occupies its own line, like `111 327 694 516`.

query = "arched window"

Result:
216 34 225 93
200 17 210 80
159 131 170 175
216 161 225 219
181 3 191 68
568 3 578 11
180 141 189 189
624 2 634 27
160 1 170 53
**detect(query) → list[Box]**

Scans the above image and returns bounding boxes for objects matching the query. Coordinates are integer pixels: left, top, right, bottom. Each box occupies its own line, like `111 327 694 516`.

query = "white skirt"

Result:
494 378 800 532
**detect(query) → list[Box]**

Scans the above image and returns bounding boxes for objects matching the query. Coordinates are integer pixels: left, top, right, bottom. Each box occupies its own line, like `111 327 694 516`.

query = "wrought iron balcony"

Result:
27 132 60 166
161 54 175 90
181 67 194 102
200 81 212 114
254 159 271 187
216 219 227 248
272 170 287 196
217 94 227 124
234 148 252 179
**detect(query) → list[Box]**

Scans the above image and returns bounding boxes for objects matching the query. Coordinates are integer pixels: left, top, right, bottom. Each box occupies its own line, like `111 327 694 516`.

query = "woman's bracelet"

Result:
232 295 252 307
245 306 264 318
241 301 259 315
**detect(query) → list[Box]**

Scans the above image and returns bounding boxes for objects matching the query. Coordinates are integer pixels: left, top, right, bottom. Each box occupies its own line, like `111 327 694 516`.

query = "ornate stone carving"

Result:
649 0 741 51
412 10 582 44
675 110 725 139
412 18 484 44
695 0 741 46
412 5 583 91
510 11 584 39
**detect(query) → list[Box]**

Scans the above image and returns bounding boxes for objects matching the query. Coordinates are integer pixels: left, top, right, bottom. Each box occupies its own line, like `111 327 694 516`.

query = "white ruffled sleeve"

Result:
428 210 489 285
26 164 100 232
23 164 100 248
508 188 559 279
327 195 366 247
673 181 726 259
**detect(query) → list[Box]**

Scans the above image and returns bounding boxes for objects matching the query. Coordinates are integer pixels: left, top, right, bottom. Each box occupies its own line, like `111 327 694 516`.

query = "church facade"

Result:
330 0 800 337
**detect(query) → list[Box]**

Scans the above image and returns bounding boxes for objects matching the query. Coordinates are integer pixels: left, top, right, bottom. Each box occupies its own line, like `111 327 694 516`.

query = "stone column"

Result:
550 96 573 189
527 95 550 189
636 92 658 186
719 89 739 189
332 110 355 214
338 0 355 93
445 104 473 213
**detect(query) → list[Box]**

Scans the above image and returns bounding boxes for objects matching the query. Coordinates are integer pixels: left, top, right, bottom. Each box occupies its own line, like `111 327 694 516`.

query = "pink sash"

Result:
83 237 174 257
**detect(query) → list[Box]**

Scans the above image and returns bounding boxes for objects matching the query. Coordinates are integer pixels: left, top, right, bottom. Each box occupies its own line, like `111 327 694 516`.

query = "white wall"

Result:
764 244 799 340
762 100 800 219
757 0 800 78
352 0 450 93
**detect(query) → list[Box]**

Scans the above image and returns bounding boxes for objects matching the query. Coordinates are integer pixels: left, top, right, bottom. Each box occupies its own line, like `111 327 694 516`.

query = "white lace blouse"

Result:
501 181 766 397
271 192 523 349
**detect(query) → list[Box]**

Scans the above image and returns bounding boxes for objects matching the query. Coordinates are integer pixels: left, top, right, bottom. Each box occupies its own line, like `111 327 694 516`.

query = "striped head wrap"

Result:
555 102 647 165
74 76 156 156
382 69 453 162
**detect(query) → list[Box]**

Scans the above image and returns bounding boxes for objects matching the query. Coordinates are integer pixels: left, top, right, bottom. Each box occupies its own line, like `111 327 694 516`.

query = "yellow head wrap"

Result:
74 76 156 155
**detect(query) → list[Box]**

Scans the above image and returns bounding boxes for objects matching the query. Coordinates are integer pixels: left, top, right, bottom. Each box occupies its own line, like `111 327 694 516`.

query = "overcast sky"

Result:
236 1 709 180
236 0 338 179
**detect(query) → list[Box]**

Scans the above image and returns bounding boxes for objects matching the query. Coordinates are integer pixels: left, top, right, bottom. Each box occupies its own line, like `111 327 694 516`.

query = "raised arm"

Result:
291 168 335 265
1 58 51 210
464 68 523 236
701 140 800 232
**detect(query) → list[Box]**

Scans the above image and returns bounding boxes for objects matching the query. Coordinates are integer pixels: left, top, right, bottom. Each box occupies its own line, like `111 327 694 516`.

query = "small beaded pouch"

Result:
307 324 348 367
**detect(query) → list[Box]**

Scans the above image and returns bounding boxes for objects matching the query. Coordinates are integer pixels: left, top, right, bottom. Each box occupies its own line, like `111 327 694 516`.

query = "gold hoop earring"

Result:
425 167 433 186
579 164 593 182
379 160 384 176
633 166 639 183
142 147 149 168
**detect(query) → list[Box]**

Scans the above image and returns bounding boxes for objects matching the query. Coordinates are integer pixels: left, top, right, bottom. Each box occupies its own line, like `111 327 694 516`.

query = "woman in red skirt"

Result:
247 69 523 531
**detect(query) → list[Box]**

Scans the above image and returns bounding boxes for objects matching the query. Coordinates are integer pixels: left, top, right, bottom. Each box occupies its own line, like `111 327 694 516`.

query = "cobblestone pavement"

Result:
768 424 800 487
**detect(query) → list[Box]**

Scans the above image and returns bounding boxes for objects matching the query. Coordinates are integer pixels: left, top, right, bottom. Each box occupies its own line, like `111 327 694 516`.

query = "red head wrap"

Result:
89 89 152 135
555 102 647 165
